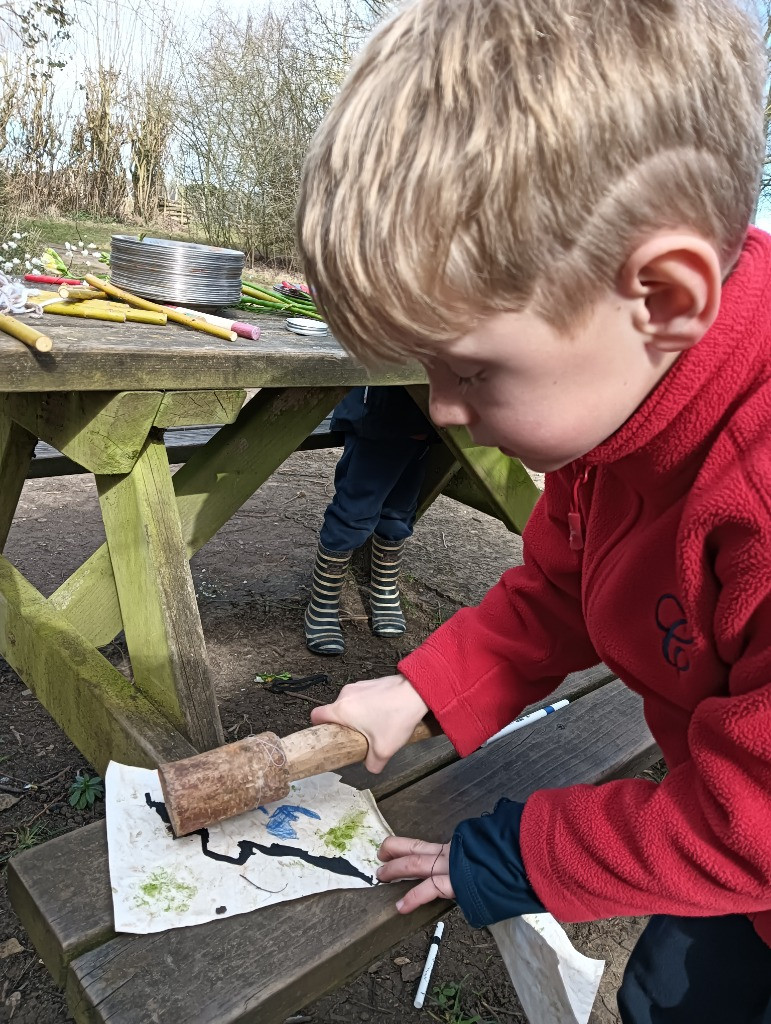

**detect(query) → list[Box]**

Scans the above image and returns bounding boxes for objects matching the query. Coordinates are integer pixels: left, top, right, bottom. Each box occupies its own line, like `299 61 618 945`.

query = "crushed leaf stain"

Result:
133 868 197 914
321 810 367 853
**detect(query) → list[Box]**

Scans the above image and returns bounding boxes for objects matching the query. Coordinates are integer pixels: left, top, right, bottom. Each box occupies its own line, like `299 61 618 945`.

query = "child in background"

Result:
296 0 771 1020
304 385 436 655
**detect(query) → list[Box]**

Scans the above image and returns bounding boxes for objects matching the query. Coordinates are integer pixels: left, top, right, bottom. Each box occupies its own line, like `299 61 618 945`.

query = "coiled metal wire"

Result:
110 236 244 306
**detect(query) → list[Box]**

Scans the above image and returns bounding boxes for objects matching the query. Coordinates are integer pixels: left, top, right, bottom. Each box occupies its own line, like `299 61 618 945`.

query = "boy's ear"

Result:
618 233 723 352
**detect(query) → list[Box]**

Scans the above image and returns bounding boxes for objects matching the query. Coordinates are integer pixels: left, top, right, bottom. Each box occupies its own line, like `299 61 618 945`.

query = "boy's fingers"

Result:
310 703 337 726
378 836 446 862
363 748 388 774
376 840 451 887
377 853 448 883
310 705 389 773
394 875 455 913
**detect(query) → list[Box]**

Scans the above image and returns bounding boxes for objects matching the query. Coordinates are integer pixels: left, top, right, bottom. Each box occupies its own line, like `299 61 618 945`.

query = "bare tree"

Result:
176 0 383 264
126 5 181 220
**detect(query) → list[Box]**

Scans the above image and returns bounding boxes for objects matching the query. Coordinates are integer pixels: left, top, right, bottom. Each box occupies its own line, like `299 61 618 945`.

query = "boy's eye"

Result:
456 371 485 392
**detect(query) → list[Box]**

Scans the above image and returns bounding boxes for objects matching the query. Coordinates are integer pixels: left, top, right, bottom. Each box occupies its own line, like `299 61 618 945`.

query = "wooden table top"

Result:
0 313 424 392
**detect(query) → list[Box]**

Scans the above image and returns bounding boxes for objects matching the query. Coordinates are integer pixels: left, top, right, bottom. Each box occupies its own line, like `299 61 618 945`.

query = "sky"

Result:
756 207 771 231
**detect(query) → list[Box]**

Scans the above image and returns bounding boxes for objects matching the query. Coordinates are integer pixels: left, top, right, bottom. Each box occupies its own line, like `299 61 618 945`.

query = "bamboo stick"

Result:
0 312 53 352
85 275 236 341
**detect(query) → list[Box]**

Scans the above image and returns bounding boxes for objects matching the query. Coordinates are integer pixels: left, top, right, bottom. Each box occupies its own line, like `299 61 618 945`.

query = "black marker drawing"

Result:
145 794 375 885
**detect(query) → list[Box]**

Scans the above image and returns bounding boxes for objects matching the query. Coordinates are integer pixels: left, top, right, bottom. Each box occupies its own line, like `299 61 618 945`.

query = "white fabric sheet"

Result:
106 761 392 934
490 913 605 1024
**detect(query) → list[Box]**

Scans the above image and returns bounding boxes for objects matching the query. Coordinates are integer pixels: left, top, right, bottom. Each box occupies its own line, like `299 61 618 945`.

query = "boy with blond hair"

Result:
297 0 771 1019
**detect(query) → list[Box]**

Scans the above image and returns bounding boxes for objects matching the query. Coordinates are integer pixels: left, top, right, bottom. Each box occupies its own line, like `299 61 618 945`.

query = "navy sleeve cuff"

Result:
449 798 546 928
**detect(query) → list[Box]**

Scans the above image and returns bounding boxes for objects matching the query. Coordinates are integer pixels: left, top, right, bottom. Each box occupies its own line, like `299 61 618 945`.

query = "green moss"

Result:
134 868 197 914
321 810 367 853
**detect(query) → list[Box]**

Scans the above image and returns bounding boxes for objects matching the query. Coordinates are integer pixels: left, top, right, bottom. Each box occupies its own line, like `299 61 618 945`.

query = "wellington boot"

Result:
304 543 353 655
370 534 407 637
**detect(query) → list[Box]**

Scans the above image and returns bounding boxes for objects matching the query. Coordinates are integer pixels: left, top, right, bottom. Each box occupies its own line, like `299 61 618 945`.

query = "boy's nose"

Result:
428 387 474 428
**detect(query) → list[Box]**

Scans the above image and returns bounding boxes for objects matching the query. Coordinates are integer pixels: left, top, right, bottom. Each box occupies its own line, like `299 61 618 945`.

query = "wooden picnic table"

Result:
1 313 659 1024
0 313 541 772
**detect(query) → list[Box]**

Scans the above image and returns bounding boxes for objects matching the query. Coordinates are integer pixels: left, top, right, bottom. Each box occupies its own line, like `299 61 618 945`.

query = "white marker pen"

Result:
482 698 570 746
414 920 445 1009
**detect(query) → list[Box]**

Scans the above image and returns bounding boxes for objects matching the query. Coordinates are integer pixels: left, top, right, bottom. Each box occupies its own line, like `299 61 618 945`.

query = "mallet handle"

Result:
282 720 434 781
158 720 436 836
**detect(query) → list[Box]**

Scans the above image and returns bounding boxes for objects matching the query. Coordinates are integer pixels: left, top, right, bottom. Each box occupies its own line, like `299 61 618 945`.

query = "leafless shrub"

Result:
176 0 383 265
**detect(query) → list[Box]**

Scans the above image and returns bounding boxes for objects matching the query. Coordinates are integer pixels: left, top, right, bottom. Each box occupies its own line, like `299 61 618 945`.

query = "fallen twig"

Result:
38 765 73 789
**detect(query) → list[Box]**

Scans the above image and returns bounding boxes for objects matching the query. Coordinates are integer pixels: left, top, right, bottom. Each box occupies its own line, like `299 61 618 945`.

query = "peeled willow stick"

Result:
78 300 167 326
42 302 125 322
57 286 108 300
0 312 53 352
122 308 167 325
85 274 237 342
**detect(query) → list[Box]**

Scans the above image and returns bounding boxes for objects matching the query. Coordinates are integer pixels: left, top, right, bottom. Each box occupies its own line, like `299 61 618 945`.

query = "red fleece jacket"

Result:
399 227 771 944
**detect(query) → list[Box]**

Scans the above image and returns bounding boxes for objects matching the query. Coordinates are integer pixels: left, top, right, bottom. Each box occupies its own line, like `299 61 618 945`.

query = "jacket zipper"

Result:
568 463 591 551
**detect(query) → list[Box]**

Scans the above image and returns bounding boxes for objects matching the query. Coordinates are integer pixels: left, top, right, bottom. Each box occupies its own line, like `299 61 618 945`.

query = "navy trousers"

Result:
618 914 771 1023
319 434 430 551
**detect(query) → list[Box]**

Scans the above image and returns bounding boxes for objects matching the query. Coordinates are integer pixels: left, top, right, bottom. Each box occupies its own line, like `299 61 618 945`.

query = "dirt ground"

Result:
0 444 649 1024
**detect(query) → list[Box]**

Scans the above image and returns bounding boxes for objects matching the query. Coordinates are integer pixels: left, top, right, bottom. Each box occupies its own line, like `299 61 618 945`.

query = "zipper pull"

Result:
568 465 590 551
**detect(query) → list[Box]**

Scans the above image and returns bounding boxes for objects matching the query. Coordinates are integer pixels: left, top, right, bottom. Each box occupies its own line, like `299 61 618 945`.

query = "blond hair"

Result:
297 0 766 364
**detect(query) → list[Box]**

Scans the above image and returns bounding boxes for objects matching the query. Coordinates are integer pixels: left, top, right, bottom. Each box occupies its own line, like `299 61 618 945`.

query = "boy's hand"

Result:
310 673 428 772
376 836 455 912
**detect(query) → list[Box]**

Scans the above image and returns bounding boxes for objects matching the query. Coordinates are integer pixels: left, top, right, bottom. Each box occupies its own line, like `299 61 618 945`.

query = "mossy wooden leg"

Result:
415 444 461 521
406 384 542 534
0 556 197 773
6 391 163 474
97 432 224 751
172 385 348 555
153 389 246 428
50 386 347 648
0 397 36 551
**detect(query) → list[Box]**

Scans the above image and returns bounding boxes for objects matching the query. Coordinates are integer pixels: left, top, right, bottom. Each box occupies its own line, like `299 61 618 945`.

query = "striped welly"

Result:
370 534 407 637
304 544 353 655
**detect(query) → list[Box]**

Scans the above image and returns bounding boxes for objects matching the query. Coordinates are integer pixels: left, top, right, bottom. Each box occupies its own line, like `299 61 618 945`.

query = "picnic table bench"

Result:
1 313 660 1023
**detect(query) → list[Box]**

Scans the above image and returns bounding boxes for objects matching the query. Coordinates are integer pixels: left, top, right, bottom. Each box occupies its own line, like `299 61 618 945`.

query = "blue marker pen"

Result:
482 698 570 746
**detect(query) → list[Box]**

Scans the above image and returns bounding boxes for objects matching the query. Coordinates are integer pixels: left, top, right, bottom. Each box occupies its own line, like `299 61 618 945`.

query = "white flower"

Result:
6 240 16 250
11 232 21 239
11 257 19 265
88 242 97 249
1 243 7 250
2 261 12 271
25 260 32 269
65 241 72 250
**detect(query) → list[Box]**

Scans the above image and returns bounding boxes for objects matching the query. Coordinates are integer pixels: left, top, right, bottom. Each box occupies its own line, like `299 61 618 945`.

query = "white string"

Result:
0 273 43 318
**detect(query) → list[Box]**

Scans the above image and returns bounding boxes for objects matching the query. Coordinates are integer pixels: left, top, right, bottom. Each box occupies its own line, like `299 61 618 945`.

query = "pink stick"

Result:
232 321 261 340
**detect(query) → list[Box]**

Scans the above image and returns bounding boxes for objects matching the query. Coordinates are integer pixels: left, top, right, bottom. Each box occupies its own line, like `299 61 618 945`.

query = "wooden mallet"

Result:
158 721 434 837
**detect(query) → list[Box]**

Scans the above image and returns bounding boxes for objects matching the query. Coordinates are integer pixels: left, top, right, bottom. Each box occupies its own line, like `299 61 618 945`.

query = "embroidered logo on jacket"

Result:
655 594 693 671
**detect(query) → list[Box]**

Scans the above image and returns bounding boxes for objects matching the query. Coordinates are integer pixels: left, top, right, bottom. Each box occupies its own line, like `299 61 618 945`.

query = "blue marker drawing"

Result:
261 804 321 840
